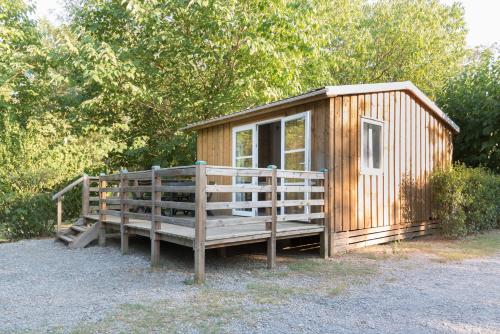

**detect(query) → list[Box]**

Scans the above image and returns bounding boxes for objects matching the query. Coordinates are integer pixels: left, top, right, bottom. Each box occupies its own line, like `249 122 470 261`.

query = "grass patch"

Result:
327 283 347 296
402 229 500 262
283 257 378 296
245 282 297 304
71 289 251 334
288 258 377 278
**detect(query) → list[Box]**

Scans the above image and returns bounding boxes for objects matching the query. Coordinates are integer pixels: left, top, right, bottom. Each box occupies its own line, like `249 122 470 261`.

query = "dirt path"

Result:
0 234 499 333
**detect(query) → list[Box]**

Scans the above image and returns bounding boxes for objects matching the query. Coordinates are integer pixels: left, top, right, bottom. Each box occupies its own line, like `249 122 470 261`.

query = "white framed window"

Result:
360 117 384 175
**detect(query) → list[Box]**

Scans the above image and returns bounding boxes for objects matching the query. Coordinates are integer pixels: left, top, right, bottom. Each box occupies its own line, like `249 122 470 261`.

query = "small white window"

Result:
360 117 383 175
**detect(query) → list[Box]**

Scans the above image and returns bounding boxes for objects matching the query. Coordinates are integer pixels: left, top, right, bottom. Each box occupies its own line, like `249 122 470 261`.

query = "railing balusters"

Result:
320 168 329 259
267 165 278 269
151 165 161 267
98 173 107 246
194 161 207 283
56 197 62 234
120 169 129 254
82 174 90 216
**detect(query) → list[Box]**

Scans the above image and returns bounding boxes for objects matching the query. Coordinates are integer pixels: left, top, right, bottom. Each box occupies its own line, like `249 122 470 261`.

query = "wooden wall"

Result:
330 91 454 252
196 99 330 203
194 89 454 252
196 99 330 171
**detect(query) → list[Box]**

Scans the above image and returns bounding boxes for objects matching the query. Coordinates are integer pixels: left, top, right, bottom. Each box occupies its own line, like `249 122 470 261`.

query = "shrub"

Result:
431 165 500 238
0 114 120 241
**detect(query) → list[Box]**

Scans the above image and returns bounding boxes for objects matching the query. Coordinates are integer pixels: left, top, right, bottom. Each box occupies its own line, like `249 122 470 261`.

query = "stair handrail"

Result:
52 176 85 200
52 174 98 233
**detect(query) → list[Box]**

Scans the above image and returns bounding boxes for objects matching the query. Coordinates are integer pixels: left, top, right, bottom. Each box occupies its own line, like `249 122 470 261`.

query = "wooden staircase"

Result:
52 175 100 248
56 216 100 249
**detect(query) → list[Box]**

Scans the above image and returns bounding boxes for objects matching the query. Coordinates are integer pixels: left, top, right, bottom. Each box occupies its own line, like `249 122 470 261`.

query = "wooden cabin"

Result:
184 81 459 254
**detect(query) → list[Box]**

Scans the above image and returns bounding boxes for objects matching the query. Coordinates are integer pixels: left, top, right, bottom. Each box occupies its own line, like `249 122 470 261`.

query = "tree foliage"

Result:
438 47 500 172
0 0 478 239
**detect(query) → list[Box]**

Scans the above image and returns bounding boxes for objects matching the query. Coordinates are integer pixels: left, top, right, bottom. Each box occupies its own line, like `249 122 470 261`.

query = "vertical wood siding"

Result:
195 90 454 237
330 91 453 233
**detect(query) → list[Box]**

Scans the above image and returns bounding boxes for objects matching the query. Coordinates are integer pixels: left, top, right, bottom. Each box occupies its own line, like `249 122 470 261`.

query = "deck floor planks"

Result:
88 214 324 245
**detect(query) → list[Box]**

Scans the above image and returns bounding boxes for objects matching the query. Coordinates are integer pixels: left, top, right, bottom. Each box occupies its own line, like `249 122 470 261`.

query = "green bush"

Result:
0 193 55 240
431 165 500 238
0 184 85 241
0 114 120 241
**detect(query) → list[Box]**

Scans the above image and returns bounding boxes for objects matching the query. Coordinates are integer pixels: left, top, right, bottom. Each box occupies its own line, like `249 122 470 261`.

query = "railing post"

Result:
98 172 107 246
320 168 330 259
151 165 161 267
267 165 277 269
120 169 129 255
82 174 90 216
194 161 207 283
56 197 62 234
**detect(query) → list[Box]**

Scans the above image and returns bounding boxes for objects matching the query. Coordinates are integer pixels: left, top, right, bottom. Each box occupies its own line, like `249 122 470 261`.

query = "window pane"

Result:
284 151 305 170
236 157 252 168
284 192 305 214
235 192 252 212
362 120 382 171
236 130 253 157
285 117 305 150
372 124 381 169
235 176 252 184
362 124 370 169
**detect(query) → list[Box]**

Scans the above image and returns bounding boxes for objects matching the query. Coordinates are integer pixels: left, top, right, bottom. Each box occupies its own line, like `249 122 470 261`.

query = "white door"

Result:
281 112 310 215
232 124 257 216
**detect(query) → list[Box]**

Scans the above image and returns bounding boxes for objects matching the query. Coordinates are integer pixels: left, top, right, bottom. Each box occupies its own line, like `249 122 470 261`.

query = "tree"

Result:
60 0 467 168
438 47 500 172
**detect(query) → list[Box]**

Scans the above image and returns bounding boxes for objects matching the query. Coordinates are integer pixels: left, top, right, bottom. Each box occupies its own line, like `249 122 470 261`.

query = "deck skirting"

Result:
331 221 440 253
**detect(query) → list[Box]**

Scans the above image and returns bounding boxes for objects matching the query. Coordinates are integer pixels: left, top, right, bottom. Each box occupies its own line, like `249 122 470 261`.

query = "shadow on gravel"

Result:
101 235 325 272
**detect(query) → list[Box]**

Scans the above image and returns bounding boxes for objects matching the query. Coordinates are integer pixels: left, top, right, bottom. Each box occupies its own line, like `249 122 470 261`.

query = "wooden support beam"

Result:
56 197 62 234
267 165 277 269
120 170 129 255
320 169 330 259
194 162 207 283
98 173 107 246
82 174 90 216
151 166 161 267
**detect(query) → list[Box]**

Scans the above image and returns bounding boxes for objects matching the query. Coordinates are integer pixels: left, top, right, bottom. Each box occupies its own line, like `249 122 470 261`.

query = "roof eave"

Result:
183 81 460 133
181 88 328 131
325 81 460 133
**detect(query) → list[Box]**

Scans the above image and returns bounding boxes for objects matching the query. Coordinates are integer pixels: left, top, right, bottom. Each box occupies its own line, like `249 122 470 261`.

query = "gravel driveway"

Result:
0 237 499 333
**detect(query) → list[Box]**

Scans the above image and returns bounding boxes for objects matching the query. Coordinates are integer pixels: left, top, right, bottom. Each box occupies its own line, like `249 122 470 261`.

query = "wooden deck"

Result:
55 164 329 283
87 214 324 248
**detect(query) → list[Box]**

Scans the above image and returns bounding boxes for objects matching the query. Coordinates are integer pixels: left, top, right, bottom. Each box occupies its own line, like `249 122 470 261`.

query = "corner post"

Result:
82 174 90 216
98 172 107 246
120 169 129 255
151 165 161 267
56 197 62 234
267 165 277 269
320 168 330 259
194 161 207 283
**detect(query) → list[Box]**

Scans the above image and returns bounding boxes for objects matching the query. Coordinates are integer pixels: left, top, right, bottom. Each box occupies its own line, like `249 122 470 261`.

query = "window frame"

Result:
360 116 384 176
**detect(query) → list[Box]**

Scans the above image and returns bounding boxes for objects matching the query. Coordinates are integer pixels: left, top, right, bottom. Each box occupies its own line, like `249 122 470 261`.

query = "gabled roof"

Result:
183 81 460 133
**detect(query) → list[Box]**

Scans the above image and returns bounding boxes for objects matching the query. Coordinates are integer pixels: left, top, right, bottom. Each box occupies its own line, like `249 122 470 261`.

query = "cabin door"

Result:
281 112 310 215
232 124 258 216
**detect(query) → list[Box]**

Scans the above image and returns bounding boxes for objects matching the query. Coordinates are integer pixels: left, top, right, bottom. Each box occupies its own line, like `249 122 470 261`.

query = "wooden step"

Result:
83 215 100 221
71 225 87 233
57 233 75 243
56 217 100 248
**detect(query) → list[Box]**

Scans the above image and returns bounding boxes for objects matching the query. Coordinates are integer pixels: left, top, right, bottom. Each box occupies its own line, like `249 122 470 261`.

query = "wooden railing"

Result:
96 163 328 282
52 174 99 233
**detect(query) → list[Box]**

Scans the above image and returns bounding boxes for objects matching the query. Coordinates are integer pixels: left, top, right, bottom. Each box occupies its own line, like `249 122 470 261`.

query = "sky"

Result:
34 0 500 48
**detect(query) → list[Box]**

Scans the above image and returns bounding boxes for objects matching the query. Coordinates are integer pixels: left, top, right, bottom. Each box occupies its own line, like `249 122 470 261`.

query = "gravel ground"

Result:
0 237 499 333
